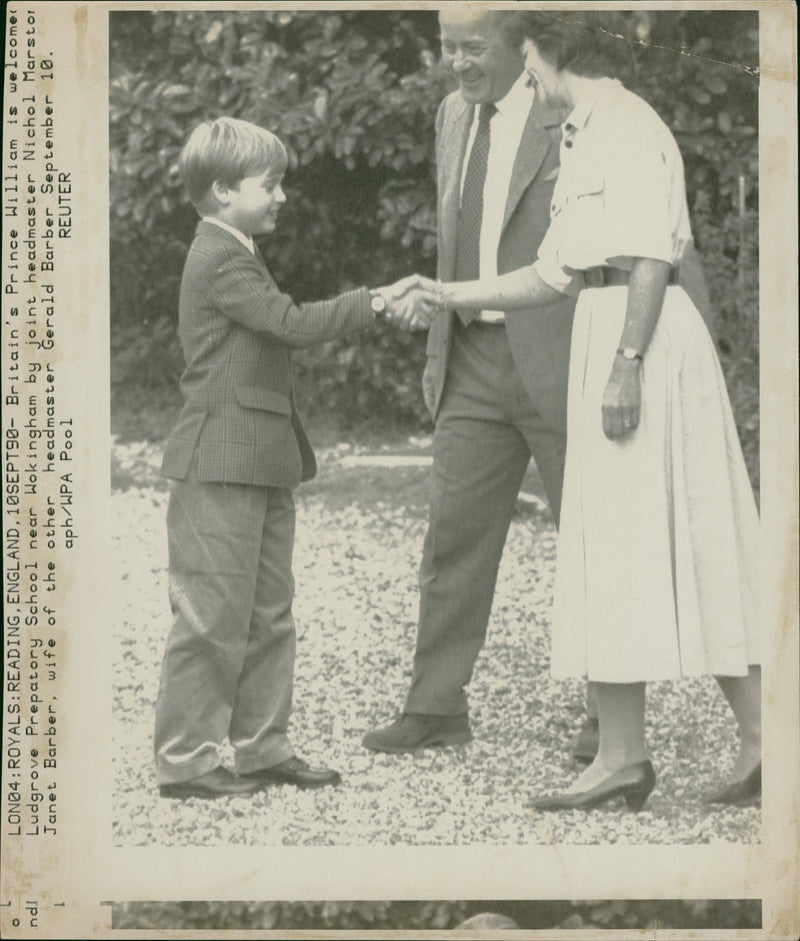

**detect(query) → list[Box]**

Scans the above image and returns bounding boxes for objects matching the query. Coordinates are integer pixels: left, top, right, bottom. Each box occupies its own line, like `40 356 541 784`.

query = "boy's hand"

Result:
378 275 441 330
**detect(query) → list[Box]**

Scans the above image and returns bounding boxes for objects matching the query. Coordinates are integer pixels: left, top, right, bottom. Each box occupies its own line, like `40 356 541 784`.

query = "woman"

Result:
428 12 761 812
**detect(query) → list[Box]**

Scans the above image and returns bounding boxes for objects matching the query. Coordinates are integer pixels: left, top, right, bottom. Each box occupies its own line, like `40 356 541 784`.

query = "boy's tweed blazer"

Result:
161 221 373 488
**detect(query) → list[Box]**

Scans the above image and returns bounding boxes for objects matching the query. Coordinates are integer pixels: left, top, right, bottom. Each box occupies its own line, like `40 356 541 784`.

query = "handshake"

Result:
373 275 445 331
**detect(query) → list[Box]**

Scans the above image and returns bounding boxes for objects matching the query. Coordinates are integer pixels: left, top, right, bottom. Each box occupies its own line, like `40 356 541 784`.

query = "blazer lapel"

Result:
439 97 473 280
502 103 563 232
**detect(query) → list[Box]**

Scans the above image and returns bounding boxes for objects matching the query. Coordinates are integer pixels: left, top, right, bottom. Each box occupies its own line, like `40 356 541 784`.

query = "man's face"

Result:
440 11 523 105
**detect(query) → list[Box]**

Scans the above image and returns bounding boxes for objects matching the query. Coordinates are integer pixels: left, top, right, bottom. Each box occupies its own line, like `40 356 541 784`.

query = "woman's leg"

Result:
566 681 648 793
571 682 601 763
715 665 761 781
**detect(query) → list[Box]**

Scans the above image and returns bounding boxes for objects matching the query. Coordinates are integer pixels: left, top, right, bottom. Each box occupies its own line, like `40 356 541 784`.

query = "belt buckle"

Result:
585 268 604 289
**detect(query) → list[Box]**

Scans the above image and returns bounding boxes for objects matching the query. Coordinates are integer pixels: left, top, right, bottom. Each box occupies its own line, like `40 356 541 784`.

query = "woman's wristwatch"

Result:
616 347 643 362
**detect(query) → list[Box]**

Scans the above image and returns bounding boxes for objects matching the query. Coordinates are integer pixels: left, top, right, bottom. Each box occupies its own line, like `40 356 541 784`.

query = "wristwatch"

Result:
616 347 643 362
370 291 387 321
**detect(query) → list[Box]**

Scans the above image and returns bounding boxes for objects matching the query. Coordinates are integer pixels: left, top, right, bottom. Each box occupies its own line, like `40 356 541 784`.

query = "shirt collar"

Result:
563 77 622 133
202 216 255 254
492 71 535 119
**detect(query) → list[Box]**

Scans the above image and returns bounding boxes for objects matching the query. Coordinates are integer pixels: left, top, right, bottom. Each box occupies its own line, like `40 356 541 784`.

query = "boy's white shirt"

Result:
202 215 256 254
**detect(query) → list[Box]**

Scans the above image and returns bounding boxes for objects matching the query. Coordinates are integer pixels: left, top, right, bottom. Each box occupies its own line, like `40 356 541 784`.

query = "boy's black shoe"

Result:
242 756 341 789
159 766 261 800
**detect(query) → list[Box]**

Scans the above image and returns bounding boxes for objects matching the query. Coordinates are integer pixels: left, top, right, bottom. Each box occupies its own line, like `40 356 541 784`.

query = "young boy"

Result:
155 117 401 799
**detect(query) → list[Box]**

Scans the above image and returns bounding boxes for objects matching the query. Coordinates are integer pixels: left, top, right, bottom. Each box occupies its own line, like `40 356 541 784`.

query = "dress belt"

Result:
587 266 680 288
466 318 506 329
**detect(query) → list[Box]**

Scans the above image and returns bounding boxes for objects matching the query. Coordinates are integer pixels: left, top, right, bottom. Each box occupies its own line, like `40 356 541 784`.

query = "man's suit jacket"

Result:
161 221 373 488
426 90 576 431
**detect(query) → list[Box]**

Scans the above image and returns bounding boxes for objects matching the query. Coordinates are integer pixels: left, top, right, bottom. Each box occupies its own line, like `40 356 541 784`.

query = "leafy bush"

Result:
110 9 759 487
112 898 761 931
110 11 446 300
112 900 470 931
110 10 445 429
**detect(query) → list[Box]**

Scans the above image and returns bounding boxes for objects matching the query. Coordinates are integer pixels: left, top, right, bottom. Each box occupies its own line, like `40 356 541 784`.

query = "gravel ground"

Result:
111 436 760 847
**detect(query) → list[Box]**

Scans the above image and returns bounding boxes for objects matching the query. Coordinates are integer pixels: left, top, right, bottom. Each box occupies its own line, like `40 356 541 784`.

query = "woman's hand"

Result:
602 357 642 440
602 256 669 440
377 275 441 330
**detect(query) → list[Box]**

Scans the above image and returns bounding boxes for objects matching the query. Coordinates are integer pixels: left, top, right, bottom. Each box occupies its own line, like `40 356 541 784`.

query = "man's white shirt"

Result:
460 73 536 322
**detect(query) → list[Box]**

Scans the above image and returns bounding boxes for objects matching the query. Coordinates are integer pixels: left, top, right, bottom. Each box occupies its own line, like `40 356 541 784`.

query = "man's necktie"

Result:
455 102 497 326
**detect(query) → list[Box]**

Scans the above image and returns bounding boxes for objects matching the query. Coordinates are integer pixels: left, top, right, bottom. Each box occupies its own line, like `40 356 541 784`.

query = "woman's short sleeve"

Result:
553 92 689 273
593 106 678 267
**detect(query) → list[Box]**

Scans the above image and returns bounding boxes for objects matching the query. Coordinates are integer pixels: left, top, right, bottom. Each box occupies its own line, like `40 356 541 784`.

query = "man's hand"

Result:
376 275 442 330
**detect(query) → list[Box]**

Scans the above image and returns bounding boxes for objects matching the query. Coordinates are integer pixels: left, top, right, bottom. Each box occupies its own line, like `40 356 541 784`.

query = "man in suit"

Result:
363 8 578 752
364 9 716 758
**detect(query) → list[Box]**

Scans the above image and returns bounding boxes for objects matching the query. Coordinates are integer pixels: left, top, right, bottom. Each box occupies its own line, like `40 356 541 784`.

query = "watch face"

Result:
371 294 386 314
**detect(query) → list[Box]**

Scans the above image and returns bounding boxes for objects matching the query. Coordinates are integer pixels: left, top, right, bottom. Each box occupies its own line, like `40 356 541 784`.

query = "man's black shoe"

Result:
362 712 472 753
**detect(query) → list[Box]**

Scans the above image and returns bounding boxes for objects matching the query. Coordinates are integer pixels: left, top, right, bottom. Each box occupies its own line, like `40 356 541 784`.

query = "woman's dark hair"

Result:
506 11 634 80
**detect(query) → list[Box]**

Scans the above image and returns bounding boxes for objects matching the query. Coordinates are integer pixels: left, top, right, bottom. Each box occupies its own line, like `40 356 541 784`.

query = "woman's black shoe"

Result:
572 717 600 764
703 762 761 805
532 760 656 813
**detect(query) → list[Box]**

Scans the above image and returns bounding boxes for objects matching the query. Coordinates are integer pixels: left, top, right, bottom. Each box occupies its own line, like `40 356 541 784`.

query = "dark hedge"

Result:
112 898 761 931
109 10 758 491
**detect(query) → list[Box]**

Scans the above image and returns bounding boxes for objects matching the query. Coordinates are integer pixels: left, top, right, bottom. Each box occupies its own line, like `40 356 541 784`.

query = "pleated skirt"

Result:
551 285 760 682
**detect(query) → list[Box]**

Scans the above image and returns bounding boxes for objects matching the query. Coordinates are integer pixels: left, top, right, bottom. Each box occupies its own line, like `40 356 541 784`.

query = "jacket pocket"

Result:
161 408 209 479
555 172 605 271
573 171 604 200
551 170 603 217
571 174 605 225
235 387 292 415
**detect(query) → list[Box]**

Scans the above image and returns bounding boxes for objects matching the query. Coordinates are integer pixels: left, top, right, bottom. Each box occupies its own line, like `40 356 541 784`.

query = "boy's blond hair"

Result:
179 117 288 213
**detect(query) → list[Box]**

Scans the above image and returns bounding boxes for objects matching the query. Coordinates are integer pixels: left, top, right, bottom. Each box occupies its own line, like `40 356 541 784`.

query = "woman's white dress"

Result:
533 80 760 682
